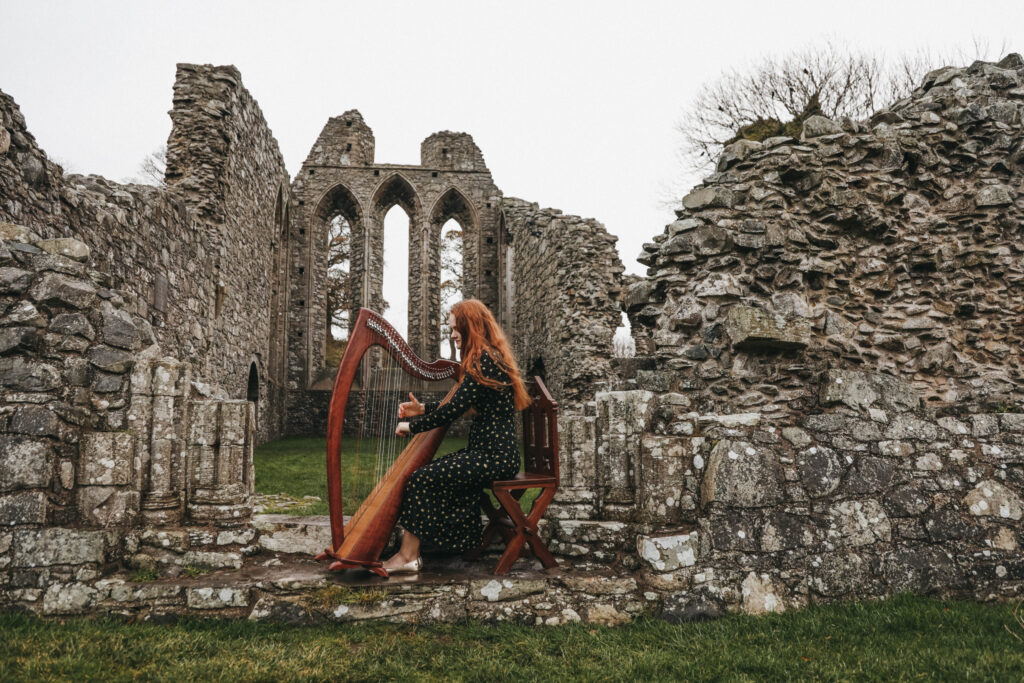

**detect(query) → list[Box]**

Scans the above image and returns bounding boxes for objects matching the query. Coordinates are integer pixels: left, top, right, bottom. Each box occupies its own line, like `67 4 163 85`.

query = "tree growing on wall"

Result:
677 39 1004 175
326 215 351 342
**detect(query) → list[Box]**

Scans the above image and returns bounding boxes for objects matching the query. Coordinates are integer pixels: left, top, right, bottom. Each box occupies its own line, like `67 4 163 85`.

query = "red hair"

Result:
450 299 531 410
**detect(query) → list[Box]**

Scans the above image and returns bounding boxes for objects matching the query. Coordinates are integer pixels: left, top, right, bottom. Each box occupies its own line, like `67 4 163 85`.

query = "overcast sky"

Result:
1 1 1021 343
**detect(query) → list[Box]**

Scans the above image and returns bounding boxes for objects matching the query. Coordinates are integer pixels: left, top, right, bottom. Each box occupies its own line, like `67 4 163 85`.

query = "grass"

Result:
1 596 1023 680
255 435 468 516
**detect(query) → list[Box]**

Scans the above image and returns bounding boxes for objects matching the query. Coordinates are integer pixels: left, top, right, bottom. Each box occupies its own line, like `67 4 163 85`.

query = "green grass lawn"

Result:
2 596 1023 680
254 436 538 516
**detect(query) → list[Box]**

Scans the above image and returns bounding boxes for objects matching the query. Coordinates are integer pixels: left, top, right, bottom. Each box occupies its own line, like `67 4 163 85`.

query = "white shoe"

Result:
386 556 422 575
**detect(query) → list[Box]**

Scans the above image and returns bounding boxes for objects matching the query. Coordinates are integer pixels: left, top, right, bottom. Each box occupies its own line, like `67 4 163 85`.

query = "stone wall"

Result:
501 198 624 404
0 230 258 601
1 64 290 443
627 54 1024 415
543 55 1024 615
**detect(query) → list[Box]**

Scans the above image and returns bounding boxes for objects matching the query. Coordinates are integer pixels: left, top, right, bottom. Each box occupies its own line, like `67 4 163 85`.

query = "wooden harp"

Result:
315 308 460 577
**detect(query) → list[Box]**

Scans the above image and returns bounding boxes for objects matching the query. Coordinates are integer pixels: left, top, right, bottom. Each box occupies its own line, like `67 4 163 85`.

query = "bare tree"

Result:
135 145 167 187
439 221 463 358
326 215 351 341
677 39 1006 177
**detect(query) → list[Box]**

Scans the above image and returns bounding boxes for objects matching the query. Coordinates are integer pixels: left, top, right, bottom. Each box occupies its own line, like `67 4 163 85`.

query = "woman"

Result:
384 299 531 574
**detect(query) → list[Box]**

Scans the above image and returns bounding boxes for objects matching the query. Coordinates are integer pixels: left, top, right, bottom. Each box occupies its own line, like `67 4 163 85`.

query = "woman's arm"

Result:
406 376 479 434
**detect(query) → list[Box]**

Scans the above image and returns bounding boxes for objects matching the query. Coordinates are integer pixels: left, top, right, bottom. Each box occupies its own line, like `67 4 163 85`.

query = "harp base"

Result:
317 548 389 578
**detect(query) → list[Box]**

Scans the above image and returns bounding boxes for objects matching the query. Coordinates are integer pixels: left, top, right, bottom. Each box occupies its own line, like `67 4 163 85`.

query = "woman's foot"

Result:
381 553 422 574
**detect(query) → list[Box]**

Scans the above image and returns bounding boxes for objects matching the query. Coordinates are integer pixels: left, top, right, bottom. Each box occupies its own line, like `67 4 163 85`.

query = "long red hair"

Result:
451 299 531 410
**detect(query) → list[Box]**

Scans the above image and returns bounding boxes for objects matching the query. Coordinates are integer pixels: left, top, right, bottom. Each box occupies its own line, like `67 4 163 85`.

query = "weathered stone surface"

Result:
87 345 134 373
802 115 844 138
796 445 846 497
0 357 61 391
702 440 783 507
11 528 114 567
0 436 52 490
965 480 1023 520
187 586 250 609
637 531 698 572
0 491 47 524
28 272 96 308
828 500 891 546
49 312 95 339
35 238 90 262
682 186 734 210
819 370 920 413
254 514 332 555
42 583 97 615
882 546 960 592
9 405 59 437
98 300 140 350
470 578 547 602
741 572 784 614
724 306 810 351
0 266 33 293
78 432 133 486
811 552 874 597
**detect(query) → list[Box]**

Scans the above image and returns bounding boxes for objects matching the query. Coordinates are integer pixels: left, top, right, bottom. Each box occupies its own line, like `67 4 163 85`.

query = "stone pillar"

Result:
186 399 254 526
130 356 191 525
595 391 655 518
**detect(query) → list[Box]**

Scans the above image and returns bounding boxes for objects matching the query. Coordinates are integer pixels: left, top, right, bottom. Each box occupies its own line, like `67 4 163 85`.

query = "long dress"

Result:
400 351 519 553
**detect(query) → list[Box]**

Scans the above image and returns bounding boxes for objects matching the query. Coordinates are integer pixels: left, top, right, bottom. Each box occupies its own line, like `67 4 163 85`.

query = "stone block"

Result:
802 115 844 138
682 186 734 210
0 436 52 491
971 415 999 437
28 272 96 309
78 432 133 485
220 401 250 444
12 405 62 439
470 577 548 602
965 480 1023 520
11 528 114 567
77 487 137 526
741 572 785 614
999 414 1024 433
0 222 37 243
42 582 97 615
828 500 891 546
884 415 939 441
254 514 331 555
152 360 182 396
637 531 698 572
0 358 61 392
182 551 244 569
796 445 847 497
87 346 134 374
35 238 90 262
819 370 920 413
725 305 810 351
975 185 1012 207
0 491 47 524
186 586 250 609
98 300 140 350
0 267 34 294
701 439 783 507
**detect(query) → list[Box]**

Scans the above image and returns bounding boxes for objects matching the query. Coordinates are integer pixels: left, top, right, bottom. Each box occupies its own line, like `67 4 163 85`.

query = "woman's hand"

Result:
395 421 411 437
398 392 424 418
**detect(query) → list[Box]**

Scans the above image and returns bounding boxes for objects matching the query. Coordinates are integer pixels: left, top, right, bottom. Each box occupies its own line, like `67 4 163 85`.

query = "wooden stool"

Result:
471 376 559 575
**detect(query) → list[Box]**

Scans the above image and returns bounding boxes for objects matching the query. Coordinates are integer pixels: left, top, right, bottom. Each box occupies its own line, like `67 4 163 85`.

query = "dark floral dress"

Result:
400 351 519 553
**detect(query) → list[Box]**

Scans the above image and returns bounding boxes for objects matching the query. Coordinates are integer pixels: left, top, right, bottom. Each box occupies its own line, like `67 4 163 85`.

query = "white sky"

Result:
2 0 1021 343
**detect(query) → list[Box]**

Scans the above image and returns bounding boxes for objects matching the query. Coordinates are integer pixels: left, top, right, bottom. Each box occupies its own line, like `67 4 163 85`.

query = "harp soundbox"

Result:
315 308 460 577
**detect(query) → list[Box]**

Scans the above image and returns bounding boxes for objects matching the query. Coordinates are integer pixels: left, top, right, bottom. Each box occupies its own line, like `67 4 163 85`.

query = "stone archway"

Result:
429 187 477 359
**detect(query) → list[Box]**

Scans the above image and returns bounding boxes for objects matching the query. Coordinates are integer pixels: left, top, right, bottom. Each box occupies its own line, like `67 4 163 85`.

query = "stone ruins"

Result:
0 55 1022 624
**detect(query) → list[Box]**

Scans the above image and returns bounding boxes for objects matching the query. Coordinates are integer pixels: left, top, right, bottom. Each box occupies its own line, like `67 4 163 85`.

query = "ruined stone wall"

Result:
501 198 624 404
0 230 257 605
1 65 291 442
627 55 1024 415
287 116 502 433
544 55 1024 616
